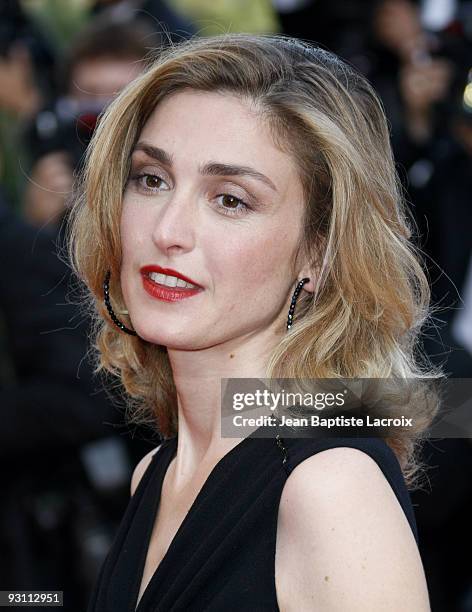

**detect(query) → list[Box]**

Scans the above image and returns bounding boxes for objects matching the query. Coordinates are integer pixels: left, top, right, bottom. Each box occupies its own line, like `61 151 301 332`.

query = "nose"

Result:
151 190 197 255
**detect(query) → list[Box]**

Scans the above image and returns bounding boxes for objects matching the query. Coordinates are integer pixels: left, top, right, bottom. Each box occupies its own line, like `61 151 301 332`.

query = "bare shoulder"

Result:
130 443 163 496
276 446 430 612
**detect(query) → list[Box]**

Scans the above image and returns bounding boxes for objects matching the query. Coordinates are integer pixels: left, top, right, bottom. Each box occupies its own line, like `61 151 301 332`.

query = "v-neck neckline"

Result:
132 434 254 612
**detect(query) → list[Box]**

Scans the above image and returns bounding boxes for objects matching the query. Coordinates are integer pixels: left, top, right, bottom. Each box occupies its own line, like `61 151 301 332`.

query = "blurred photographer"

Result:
0 0 55 118
22 16 156 227
274 0 459 164
0 16 162 609
0 0 57 207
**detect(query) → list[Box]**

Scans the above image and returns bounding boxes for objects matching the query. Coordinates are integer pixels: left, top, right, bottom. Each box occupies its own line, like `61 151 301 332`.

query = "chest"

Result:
124 439 297 611
135 487 194 606
136 485 294 611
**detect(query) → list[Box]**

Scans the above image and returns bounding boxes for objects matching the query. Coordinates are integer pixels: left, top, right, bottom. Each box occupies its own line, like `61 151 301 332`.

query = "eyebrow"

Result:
132 142 278 192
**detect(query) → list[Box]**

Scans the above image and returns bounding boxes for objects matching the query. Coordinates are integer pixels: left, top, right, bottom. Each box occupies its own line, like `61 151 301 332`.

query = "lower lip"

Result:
141 274 203 302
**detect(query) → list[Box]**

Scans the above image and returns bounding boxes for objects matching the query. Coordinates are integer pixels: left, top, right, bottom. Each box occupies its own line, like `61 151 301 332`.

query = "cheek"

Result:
119 203 148 298
120 201 146 259
207 224 296 299
120 209 134 265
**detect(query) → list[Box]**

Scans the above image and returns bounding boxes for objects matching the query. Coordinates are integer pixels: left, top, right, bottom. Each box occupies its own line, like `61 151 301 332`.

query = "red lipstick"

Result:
140 265 203 302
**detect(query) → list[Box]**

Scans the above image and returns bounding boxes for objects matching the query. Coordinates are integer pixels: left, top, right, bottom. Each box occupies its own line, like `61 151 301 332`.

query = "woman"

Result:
69 33 439 611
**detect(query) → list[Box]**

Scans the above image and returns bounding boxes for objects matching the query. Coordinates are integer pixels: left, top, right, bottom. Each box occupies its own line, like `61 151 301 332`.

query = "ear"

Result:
292 239 321 294
297 250 318 294
297 271 316 293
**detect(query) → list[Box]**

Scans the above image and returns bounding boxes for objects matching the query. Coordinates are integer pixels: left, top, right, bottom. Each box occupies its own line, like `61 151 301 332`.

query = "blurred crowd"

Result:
0 0 470 610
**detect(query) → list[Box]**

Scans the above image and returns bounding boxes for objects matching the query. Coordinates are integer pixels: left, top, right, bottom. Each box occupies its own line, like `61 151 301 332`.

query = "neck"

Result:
165 325 281 490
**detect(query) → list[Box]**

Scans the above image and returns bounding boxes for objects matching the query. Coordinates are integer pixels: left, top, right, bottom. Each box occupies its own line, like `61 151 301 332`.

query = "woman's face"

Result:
120 89 310 349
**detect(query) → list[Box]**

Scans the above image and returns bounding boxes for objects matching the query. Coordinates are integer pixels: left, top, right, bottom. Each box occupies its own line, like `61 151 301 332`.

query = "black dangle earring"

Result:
286 277 310 331
103 270 137 336
276 276 310 465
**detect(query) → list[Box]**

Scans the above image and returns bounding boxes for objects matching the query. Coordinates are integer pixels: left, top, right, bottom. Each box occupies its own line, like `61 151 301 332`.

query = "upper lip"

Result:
140 265 203 288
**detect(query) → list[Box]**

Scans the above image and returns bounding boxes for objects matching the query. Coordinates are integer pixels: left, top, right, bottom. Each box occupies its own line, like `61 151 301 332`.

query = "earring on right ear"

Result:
286 278 310 331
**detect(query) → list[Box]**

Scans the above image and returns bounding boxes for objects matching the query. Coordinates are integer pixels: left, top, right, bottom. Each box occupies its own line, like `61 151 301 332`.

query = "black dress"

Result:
88 434 419 611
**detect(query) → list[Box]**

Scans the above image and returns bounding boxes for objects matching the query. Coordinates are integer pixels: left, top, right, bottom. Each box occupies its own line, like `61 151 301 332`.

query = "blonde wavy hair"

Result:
68 33 442 487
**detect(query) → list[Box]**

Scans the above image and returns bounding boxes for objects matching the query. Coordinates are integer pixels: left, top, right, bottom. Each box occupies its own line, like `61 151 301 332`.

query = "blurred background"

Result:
0 0 470 610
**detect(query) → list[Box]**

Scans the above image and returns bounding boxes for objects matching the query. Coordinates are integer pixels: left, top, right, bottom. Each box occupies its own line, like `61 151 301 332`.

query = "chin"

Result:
131 320 196 349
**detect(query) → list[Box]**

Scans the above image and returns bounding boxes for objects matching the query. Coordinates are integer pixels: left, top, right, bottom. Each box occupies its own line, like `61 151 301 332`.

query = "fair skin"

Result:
122 89 430 610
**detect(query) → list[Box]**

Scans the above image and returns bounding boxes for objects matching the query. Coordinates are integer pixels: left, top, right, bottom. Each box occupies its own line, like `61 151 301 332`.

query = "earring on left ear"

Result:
103 270 137 336
276 276 310 465
286 277 310 331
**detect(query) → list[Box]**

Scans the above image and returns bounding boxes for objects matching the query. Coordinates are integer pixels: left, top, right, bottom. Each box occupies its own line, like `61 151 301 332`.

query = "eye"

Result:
215 193 251 217
130 172 169 193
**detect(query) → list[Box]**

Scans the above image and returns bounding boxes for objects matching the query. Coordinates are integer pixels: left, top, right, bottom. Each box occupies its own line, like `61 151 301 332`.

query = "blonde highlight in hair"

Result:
68 33 442 487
